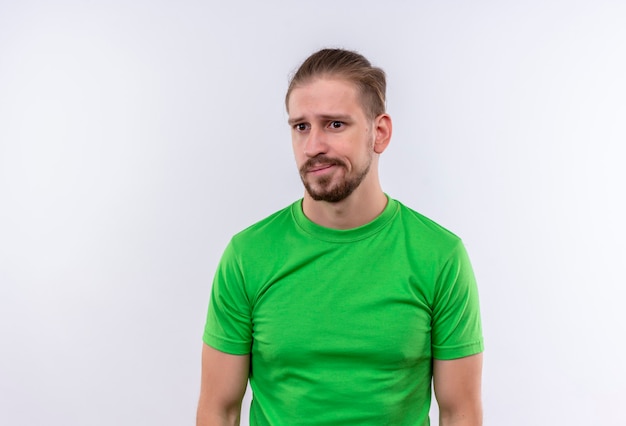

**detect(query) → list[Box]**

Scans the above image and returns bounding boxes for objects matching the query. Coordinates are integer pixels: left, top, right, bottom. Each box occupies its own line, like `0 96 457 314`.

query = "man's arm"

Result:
196 343 250 426
433 352 483 426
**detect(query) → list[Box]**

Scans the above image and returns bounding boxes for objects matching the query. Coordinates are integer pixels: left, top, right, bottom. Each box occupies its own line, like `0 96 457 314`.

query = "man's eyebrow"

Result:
287 114 352 126
319 114 352 122
288 116 305 126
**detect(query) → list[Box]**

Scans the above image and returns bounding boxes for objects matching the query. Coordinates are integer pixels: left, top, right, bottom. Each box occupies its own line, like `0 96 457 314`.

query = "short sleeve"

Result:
203 241 253 355
431 241 484 360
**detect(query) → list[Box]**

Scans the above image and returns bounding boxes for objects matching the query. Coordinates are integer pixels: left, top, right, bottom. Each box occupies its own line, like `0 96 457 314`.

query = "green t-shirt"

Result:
203 197 483 425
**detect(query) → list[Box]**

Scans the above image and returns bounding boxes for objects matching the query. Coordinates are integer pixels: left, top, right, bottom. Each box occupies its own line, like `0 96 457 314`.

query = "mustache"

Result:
300 156 346 173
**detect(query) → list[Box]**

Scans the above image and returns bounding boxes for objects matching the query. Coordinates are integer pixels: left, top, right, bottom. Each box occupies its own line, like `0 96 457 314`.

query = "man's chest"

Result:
249 259 434 370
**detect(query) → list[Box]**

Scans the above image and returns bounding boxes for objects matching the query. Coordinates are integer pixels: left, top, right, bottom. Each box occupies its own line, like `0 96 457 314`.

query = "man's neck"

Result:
301 186 388 230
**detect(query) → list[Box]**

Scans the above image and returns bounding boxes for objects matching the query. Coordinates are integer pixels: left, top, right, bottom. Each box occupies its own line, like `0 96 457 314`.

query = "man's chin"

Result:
305 185 352 203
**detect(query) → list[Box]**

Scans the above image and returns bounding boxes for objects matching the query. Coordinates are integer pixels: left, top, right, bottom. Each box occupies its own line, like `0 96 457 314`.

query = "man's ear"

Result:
373 114 392 154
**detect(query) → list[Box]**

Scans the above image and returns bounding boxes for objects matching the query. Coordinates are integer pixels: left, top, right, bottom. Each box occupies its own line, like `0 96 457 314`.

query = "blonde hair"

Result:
285 49 386 119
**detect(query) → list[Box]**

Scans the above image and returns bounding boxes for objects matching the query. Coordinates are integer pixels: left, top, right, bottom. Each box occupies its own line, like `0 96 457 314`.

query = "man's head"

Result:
285 49 387 120
286 49 392 204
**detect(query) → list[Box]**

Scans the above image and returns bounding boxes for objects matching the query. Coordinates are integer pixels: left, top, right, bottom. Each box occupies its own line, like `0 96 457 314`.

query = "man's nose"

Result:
303 126 329 158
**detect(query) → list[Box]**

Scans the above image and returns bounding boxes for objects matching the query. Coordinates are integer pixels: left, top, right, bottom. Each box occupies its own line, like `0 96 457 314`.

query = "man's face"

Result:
287 77 376 203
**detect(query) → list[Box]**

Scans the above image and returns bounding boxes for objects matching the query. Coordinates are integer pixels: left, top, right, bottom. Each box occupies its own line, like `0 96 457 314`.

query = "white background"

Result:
1 1 625 425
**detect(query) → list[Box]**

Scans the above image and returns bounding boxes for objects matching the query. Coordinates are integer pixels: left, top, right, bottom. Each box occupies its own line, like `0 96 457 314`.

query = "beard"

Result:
299 154 372 203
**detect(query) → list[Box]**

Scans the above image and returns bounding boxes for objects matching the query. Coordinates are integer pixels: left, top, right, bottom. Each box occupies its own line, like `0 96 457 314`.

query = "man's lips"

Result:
300 156 346 177
307 164 335 173
302 157 345 175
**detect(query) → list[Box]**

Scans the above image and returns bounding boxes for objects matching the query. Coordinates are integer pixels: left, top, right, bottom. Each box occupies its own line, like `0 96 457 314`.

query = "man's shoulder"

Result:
221 201 301 274
393 199 463 248
231 200 299 244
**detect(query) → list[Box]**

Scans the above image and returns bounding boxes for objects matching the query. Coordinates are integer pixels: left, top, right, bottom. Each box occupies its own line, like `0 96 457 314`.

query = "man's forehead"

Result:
287 77 363 117
290 76 358 98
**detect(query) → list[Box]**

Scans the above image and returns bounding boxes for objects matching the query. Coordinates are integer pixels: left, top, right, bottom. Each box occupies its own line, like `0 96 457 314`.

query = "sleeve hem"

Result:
432 339 484 360
203 333 251 355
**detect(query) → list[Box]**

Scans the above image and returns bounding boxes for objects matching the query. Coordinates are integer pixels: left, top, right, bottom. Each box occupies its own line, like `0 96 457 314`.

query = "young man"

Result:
197 49 484 426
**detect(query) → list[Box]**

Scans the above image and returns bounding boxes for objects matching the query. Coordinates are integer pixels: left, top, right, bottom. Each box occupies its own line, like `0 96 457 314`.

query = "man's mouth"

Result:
302 157 345 175
308 164 335 173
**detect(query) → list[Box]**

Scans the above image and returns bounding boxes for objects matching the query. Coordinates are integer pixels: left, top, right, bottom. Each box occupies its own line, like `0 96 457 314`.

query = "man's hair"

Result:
285 48 387 119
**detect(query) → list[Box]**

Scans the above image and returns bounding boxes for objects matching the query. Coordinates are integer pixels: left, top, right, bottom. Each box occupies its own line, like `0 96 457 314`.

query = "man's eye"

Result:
330 121 344 129
295 123 308 131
